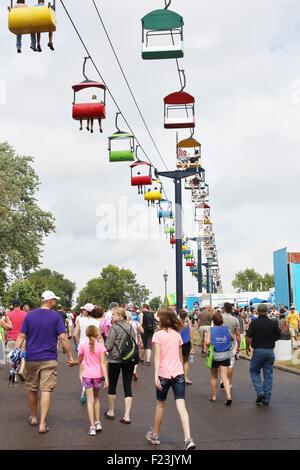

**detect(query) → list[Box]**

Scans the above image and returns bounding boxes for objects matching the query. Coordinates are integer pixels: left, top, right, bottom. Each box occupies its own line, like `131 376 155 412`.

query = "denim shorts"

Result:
82 377 101 389
156 374 185 401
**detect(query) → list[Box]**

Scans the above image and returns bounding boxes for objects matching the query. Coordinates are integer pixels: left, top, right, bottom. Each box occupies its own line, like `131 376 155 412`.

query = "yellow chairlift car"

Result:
8 0 56 35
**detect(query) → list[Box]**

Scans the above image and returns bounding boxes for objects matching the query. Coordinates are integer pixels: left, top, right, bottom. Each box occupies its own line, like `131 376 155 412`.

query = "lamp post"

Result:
163 271 168 306
206 255 213 307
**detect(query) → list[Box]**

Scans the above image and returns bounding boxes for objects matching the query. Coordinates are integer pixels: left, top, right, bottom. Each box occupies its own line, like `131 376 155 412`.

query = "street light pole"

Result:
157 167 205 313
206 256 213 308
163 271 168 306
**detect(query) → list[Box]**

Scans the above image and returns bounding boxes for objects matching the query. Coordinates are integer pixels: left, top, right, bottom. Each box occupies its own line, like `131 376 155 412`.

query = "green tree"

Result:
3 269 76 309
77 265 150 310
262 273 275 291
0 142 55 293
149 297 162 311
232 269 274 292
4 279 40 309
27 269 76 308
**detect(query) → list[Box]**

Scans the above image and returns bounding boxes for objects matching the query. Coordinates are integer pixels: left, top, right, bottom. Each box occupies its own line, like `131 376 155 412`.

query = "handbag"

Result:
205 344 214 369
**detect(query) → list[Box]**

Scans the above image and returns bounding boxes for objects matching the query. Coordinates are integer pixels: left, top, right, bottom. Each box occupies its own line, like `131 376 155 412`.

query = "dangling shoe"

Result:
30 45 37 52
17 48 22 54
48 42 55 51
37 45 42 52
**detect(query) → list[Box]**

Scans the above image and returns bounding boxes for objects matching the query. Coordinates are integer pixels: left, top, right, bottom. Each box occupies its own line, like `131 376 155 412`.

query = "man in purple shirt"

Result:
15 290 73 434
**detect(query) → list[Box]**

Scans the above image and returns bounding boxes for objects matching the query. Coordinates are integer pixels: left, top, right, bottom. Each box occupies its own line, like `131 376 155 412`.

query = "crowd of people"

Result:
0 293 299 450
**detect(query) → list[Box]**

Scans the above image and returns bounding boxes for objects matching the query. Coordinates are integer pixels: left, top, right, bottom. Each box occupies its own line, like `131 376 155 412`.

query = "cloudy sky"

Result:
1 0 300 301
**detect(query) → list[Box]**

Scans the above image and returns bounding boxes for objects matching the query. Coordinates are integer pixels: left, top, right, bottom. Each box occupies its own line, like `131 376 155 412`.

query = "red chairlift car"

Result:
186 259 195 268
130 160 153 195
72 57 106 130
164 91 195 129
170 235 176 248
164 70 195 129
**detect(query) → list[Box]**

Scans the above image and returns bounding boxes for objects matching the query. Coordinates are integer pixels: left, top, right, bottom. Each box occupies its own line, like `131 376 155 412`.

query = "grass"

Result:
276 360 300 371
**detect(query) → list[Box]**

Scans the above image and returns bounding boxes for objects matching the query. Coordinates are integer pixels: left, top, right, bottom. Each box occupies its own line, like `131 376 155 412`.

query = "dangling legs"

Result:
90 119 94 133
48 32 54 51
79 119 83 131
87 120 90 131
36 33 42 52
16 35 22 53
98 119 103 133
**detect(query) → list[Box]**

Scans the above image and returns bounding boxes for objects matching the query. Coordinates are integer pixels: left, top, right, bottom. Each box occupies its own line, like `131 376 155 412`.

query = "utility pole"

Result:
157 168 205 312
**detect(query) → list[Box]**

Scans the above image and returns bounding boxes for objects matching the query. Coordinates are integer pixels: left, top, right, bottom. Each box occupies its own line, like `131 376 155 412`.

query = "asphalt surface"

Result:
1 350 300 450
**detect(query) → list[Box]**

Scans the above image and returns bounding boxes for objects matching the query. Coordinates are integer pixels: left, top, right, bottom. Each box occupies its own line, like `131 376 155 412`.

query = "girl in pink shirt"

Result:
68 325 108 436
146 308 196 450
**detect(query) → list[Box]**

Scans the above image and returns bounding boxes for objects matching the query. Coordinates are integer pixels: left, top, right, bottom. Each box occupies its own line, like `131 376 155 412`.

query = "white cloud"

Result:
1 0 300 299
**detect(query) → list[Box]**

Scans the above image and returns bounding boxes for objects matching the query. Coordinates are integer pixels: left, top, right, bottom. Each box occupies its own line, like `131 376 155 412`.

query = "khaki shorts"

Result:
289 327 299 338
25 360 58 392
199 326 210 344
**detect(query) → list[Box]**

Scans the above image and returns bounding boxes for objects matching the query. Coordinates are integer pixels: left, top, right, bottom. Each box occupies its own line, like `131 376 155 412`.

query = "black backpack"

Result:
143 311 156 333
115 324 139 365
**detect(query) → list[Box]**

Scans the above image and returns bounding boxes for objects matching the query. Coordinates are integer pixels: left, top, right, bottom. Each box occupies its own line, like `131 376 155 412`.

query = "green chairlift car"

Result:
108 113 135 162
141 8 184 60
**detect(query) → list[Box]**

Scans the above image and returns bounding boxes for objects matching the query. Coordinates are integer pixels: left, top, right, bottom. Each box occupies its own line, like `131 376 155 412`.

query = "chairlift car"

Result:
164 90 195 129
144 179 163 205
8 0 56 35
170 235 176 247
186 259 195 268
164 217 175 235
177 137 201 169
130 160 152 194
158 200 173 224
108 114 135 162
141 5 184 60
72 57 106 130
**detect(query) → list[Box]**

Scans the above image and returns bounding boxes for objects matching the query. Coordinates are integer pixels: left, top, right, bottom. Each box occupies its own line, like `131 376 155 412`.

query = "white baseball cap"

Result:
80 303 95 313
41 290 60 301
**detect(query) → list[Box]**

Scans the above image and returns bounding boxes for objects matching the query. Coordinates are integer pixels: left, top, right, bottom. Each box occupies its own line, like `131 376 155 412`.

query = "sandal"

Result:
29 416 38 426
224 399 232 406
185 379 192 385
104 411 115 420
38 425 50 434
209 397 217 402
119 418 131 424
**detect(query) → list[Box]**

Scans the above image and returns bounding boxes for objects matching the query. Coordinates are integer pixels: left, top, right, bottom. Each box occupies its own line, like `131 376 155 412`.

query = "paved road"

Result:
1 351 300 450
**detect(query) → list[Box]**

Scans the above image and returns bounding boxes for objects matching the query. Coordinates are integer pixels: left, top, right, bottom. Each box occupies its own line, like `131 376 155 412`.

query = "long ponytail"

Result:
86 325 98 353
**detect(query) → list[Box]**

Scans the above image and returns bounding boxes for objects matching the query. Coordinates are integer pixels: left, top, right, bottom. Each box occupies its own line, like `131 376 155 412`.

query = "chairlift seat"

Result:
8 5 56 35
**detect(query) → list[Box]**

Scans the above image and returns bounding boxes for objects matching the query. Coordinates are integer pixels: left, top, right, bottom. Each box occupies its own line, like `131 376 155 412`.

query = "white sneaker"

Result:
95 422 102 432
185 438 196 450
88 427 96 436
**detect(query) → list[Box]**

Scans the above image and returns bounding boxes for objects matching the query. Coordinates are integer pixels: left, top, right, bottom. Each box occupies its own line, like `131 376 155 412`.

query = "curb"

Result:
240 354 300 376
